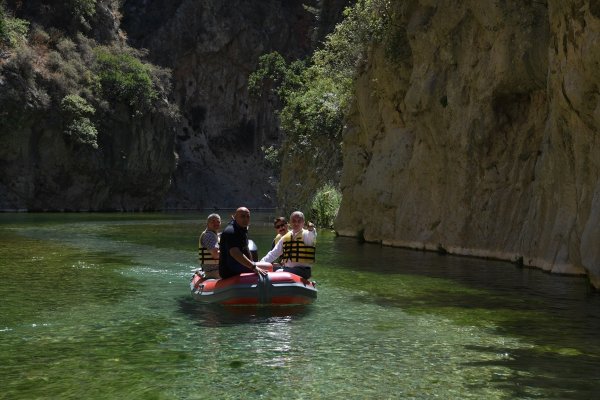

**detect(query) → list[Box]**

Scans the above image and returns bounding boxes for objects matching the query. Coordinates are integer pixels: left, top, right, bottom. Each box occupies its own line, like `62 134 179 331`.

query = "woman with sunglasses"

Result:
272 217 289 249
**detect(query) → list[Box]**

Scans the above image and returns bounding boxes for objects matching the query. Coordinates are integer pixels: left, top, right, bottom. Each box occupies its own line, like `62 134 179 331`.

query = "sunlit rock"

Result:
336 1 600 287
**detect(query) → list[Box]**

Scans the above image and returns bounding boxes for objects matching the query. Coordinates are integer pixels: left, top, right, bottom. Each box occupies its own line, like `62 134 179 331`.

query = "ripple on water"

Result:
1 213 600 399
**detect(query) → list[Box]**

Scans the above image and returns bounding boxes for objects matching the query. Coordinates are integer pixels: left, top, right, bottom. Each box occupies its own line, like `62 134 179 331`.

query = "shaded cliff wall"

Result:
0 0 177 211
0 0 347 211
122 0 334 209
335 1 600 287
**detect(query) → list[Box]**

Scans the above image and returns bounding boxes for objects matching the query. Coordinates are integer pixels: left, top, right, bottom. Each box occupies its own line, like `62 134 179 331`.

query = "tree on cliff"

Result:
248 0 394 222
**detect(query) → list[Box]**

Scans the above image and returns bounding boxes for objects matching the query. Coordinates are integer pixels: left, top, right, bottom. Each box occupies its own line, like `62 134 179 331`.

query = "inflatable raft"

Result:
190 268 317 305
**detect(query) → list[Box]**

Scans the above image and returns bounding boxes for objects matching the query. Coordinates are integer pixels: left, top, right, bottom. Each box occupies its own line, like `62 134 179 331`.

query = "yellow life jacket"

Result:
198 230 219 265
272 233 283 249
281 231 316 264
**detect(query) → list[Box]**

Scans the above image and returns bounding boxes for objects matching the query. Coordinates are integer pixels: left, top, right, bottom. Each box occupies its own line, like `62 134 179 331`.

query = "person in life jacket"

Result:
260 211 316 279
198 213 221 278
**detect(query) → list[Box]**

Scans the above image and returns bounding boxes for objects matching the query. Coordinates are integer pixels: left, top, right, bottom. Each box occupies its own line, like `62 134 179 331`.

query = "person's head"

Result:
289 211 305 232
206 213 221 231
273 217 288 235
234 207 251 228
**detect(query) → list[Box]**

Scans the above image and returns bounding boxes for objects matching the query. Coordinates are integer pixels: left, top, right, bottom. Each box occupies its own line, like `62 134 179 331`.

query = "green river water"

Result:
1 212 599 399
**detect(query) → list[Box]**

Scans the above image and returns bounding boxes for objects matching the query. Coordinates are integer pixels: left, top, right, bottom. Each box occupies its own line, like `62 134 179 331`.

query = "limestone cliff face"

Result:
122 0 321 209
335 1 600 287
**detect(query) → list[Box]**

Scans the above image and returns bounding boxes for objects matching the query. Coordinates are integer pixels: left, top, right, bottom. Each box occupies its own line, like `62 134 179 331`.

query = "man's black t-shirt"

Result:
218 219 251 279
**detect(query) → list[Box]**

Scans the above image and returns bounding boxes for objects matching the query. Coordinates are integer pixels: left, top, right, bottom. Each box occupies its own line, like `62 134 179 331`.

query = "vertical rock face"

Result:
2 0 346 211
0 78 177 211
336 1 600 287
122 0 319 209
0 0 177 211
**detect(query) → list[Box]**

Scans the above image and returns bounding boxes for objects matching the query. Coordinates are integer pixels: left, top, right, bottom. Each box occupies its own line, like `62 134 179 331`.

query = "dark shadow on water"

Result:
177 296 313 327
349 289 600 399
461 344 600 400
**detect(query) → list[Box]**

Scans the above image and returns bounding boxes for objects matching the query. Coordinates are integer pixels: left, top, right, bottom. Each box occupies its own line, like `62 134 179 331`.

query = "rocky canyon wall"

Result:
1 0 347 211
0 0 177 211
335 1 600 287
122 0 344 210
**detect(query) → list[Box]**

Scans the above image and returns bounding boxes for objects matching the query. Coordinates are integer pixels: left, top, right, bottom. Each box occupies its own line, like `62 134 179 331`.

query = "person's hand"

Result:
306 221 315 231
255 266 268 276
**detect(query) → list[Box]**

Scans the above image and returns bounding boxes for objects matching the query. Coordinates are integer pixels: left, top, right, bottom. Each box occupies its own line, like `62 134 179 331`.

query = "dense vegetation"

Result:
0 0 178 210
0 3 28 48
249 0 395 226
0 0 175 147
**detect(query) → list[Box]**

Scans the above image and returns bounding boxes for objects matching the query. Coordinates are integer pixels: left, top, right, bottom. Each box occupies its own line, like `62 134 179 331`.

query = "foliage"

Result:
64 116 98 148
70 0 97 20
313 0 391 83
309 183 342 229
64 0 97 32
94 47 158 113
60 94 98 148
248 52 287 97
0 3 29 48
61 93 95 116
249 52 305 99
261 145 281 171
248 1 394 211
279 67 346 154
249 0 393 159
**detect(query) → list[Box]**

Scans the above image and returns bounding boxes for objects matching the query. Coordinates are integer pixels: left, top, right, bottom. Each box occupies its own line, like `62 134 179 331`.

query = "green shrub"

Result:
0 4 29 48
47 35 99 97
94 47 158 112
70 0 96 19
61 93 95 116
309 183 342 229
261 145 281 171
248 52 288 98
60 94 98 148
250 0 393 155
64 117 98 148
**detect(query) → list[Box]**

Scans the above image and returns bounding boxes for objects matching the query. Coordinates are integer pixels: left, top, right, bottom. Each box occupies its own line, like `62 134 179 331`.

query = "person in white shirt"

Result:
261 211 316 279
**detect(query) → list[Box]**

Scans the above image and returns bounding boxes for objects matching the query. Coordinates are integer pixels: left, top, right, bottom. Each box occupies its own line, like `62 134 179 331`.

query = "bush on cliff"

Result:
94 47 158 114
60 94 98 148
0 4 29 48
249 0 393 212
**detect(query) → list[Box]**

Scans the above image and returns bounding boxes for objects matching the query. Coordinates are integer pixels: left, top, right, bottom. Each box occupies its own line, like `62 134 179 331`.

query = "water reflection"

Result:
177 297 312 327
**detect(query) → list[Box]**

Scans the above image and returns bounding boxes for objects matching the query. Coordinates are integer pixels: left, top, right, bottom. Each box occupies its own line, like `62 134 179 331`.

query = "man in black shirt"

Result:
219 207 268 279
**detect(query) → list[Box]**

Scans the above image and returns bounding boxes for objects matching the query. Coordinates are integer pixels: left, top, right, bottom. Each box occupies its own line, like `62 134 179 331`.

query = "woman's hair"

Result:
273 216 287 226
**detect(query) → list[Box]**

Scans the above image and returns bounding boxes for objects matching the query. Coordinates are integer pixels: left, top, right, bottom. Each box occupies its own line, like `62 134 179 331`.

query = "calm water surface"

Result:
1 212 599 399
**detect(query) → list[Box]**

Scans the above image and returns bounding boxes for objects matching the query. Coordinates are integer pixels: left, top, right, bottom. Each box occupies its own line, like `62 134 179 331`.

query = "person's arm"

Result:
303 224 317 246
229 247 253 268
230 247 268 275
260 236 284 263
